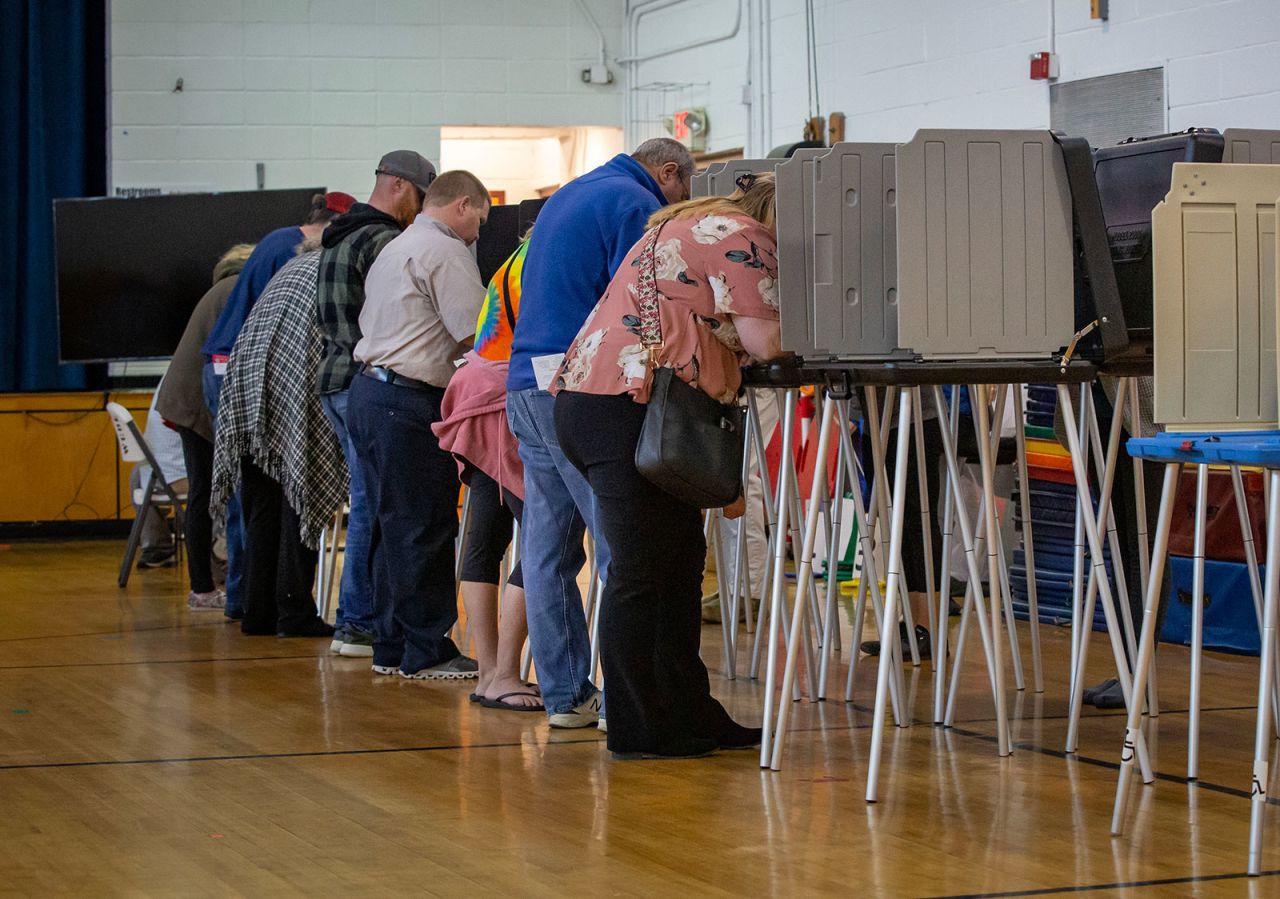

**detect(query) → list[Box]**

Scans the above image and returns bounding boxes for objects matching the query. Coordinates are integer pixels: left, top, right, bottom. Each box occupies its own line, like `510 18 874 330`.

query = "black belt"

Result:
361 365 442 393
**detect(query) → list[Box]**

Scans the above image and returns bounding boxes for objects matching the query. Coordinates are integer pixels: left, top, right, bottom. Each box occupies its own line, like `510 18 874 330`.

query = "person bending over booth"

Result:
347 171 490 680
552 172 785 760
211 233 347 639
433 236 539 710
157 244 252 610
201 191 354 617
506 137 695 730
316 150 437 658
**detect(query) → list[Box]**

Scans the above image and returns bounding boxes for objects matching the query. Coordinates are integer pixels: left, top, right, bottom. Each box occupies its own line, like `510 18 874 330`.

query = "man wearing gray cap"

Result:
315 149 436 657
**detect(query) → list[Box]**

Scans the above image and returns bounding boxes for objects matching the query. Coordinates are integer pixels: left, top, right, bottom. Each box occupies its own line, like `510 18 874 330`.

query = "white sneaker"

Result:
187 589 226 611
371 664 398 676
338 630 374 658
597 717 608 733
549 691 601 729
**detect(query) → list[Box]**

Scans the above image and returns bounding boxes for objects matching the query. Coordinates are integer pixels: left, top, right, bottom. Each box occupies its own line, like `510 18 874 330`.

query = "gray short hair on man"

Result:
632 137 696 180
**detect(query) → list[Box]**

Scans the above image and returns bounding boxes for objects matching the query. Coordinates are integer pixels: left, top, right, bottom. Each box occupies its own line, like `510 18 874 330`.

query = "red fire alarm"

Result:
1030 51 1059 81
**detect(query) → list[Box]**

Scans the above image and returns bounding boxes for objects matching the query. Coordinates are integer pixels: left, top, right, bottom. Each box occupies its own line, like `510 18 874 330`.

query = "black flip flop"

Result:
468 692 482 703
479 691 545 712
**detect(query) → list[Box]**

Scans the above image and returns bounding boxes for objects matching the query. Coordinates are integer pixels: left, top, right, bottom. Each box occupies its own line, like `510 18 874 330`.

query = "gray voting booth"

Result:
777 130 1078 363
692 159 778 198
776 147 830 357
895 130 1077 361
810 142 907 360
776 142 907 360
1222 128 1280 164
705 159 778 196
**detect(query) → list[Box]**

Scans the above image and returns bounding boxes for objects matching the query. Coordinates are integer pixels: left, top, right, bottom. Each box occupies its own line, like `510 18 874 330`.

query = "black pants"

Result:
863 415 945 594
556 391 738 753
460 469 524 589
239 458 322 635
347 373 460 673
177 427 215 593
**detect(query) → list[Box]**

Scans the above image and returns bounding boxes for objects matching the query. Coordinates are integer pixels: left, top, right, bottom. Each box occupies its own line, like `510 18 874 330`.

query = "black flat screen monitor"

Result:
54 187 322 362
475 198 546 286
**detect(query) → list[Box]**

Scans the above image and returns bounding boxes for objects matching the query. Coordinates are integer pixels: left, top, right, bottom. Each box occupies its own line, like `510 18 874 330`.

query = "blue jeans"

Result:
202 361 245 617
347 374 461 673
320 389 374 634
507 387 609 715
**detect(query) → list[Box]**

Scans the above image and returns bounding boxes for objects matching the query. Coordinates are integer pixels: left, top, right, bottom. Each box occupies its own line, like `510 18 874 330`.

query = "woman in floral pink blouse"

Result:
551 173 784 760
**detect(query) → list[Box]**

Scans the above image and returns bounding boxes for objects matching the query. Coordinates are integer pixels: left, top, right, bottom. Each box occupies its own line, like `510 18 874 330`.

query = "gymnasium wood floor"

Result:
2 540 1278 897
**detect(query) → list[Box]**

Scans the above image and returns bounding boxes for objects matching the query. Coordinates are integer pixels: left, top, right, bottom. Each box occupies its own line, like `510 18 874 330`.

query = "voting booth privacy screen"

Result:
54 187 321 363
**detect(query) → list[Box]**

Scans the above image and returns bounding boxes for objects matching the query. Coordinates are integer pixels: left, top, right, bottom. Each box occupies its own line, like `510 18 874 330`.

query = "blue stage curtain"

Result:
0 0 106 391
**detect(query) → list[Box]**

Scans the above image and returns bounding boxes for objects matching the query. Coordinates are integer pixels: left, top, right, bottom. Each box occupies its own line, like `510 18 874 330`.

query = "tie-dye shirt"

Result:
474 240 528 362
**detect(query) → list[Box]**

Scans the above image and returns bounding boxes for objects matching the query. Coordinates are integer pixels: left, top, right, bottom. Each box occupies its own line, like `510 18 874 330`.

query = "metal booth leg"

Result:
933 386 961 722
1188 463 1209 780
1247 469 1280 875
759 389 798 767
932 386 1008 748
1013 385 1044 693
1231 465 1280 734
865 386 920 667
817 402 850 701
771 392 839 770
1057 383 1153 783
911 388 939 675
974 385 1012 758
1110 462 1179 834
1127 379 1159 716
866 387 915 802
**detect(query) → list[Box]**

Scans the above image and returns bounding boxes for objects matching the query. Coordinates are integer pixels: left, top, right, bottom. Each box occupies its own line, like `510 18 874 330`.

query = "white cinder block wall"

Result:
109 0 625 195
626 0 1280 156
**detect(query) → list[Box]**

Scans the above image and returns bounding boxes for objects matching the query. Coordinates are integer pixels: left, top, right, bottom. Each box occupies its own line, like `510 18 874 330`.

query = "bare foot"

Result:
480 673 543 708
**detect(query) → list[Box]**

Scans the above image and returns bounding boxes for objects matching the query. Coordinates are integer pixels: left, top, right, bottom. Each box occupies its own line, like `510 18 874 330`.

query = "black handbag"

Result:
631 225 746 508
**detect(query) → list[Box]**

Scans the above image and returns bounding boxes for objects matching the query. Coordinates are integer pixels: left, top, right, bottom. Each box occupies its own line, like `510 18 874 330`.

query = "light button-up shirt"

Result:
355 213 485 388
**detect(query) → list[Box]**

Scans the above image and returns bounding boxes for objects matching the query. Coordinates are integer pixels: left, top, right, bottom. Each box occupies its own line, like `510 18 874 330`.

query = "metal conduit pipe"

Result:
572 0 609 66
617 0 744 66
624 0 690 145
760 0 772 151
622 0 747 141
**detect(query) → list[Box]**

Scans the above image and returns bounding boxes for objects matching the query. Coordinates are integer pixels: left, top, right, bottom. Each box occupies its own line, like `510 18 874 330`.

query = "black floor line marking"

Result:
0 736 605 772
0 619 230 643
0 702 1261 780
0 653 323 671
924 868 1280 898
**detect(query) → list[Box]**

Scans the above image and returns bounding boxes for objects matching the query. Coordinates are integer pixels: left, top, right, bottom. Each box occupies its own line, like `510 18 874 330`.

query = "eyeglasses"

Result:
734 172 758 192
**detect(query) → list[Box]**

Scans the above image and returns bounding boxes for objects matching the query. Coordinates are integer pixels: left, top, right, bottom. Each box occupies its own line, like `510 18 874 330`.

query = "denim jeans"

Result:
506 387 609 715
347 374 461 673
320 389 374 634
202 361 245 616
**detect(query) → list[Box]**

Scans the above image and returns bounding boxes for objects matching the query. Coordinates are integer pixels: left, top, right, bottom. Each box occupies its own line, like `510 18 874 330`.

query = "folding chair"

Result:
106 402 187 588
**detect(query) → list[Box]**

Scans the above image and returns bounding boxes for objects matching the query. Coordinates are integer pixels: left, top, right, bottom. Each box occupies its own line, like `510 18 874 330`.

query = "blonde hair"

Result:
646 171 776 231
212 243 255 284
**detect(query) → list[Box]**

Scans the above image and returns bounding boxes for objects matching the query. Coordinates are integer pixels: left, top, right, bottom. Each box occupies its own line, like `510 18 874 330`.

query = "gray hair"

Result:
632 137 696 180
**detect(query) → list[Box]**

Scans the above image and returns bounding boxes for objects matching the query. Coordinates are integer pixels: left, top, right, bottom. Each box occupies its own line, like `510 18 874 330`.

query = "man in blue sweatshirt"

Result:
507 138 695 728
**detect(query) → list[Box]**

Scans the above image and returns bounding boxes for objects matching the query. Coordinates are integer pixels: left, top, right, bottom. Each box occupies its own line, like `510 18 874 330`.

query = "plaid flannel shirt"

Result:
315 221 400 395
211 251 348 549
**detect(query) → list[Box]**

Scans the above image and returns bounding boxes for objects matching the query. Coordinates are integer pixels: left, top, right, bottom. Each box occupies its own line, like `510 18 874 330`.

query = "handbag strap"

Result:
634 225 664 357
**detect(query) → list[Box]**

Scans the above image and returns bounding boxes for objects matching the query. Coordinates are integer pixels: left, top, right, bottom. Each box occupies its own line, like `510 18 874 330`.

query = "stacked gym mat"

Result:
1010 385 1111 627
